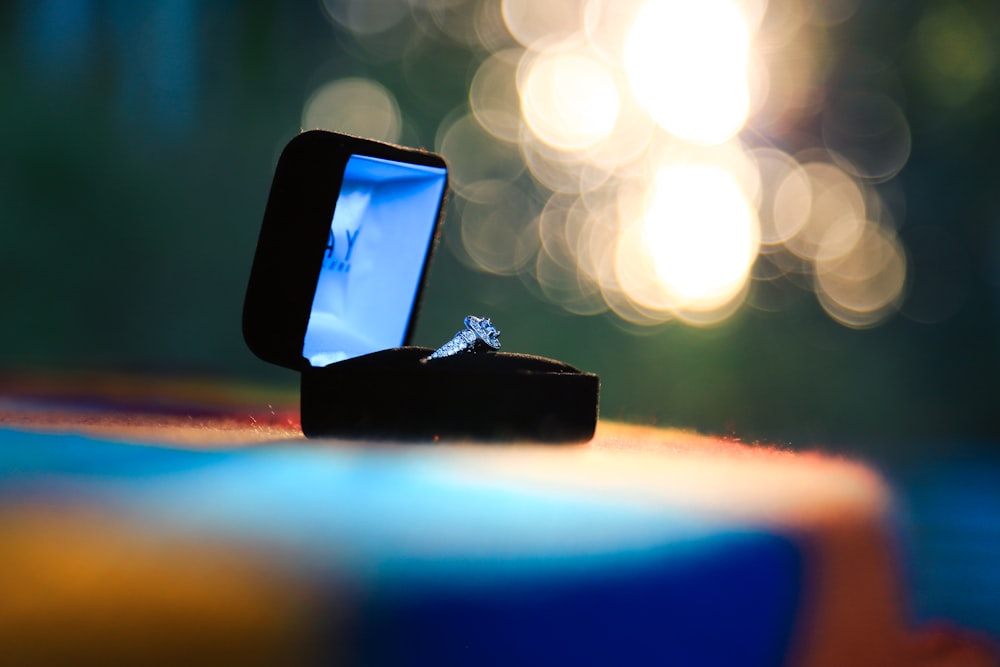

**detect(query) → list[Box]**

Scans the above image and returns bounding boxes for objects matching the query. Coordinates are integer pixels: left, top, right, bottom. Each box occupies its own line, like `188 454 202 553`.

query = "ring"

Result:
424 315 501 360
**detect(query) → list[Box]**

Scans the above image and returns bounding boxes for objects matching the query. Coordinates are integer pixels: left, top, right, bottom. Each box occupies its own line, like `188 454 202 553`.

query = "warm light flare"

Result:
643 164 760 309
624 0 752 145
392 0 913 330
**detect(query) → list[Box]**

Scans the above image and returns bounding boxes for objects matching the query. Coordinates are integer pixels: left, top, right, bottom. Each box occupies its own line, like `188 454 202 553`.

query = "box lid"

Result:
243 131 448 371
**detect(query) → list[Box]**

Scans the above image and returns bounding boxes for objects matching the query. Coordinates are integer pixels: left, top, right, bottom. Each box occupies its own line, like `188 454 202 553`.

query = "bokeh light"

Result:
454 180 540 276
815 223 907 328
624 0 751 145
303 0 918 331
302 78 401 143
785 160 867 262
642 164 759 314
469 49 523 143
822 92 911 182
436 111 524 195
501 0 586 48
519 41 621 152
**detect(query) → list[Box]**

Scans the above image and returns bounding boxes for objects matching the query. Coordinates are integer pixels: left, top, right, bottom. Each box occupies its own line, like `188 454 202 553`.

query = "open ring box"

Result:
243 131 599 442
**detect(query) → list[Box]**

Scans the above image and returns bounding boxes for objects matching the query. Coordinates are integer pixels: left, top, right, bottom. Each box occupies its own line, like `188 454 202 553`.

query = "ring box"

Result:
243 131 599 442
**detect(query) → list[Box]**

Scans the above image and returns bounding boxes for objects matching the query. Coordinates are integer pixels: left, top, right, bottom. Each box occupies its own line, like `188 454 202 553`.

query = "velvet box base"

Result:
300 347 599 442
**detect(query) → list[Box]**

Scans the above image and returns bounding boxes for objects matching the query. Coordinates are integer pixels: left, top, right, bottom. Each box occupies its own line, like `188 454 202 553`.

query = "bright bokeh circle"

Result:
624 0 751 145
641 163 760 311
520 44 622 152
312 0 915 331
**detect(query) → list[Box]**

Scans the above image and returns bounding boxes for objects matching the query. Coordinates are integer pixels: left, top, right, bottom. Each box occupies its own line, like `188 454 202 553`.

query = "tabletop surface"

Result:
0 375 996 666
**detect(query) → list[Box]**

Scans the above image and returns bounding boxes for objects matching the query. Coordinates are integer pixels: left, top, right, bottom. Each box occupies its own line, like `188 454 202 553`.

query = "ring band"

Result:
425 315 501 360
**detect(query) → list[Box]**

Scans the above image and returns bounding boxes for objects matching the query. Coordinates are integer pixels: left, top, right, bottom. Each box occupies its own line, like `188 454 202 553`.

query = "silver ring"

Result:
425 315 501 360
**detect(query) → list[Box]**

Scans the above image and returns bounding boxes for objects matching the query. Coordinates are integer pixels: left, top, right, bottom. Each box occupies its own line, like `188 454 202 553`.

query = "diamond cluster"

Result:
426 315 501 360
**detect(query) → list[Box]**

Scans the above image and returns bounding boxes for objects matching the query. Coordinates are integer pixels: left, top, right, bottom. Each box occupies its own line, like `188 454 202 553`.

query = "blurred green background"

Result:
0 0 998 448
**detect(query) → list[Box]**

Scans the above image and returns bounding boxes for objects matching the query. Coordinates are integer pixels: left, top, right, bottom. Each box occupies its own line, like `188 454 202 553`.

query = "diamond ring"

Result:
425 315 501 360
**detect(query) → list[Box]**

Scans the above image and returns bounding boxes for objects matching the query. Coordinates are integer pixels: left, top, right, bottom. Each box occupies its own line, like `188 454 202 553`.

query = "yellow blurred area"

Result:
0 506 320 665
305 0 912 329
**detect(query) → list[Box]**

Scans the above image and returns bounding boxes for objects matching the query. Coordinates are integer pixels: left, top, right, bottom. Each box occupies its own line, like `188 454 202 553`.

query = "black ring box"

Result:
301 348 599 442
243 131 599 442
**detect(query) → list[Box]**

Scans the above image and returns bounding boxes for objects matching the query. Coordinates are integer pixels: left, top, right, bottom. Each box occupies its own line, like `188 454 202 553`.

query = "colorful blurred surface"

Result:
0 384 995 665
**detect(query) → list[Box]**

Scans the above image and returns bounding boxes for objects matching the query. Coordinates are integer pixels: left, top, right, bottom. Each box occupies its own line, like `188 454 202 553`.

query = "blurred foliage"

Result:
0 0 998 446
